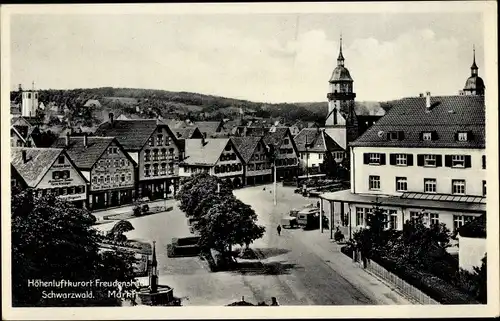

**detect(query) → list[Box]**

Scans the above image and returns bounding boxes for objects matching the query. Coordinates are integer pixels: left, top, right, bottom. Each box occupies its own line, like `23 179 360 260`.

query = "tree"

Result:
320 152 338 178
195 196 265 257
106 220 135 242
473 255 487 303
176 173 232 219
11 190 135 307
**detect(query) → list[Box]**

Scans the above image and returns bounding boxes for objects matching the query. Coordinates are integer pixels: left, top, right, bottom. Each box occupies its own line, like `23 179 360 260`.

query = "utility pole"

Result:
273 159 277 206
305 135 309 179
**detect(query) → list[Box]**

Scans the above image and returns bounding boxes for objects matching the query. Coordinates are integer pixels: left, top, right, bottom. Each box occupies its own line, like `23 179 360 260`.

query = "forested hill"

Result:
11 87 328 124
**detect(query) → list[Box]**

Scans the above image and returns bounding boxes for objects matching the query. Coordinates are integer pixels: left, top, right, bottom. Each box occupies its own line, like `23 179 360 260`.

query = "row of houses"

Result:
10 112 312 210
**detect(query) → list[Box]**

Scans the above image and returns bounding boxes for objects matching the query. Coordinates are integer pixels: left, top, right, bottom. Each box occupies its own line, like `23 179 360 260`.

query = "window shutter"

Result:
431 131 438 140
464 155 471 168
454 132 459 141
407 154 414 166
482 155 486 169
389 154 396 165
398 131 405 140
436 155 442 167
417 155 424 166
386 133 391 141
363 153 370 164
419 132 423 141
468 130 474 140
444 155 452 167
380 153 386 165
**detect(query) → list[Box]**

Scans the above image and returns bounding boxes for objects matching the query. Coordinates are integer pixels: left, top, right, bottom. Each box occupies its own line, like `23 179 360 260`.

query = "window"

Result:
153 164 159 176
27 93 31 99
153 149 158 161
319 154 323 160
483 180 486 196
52 171 60 180
356 207 364 226
425 155 437 167
62 188 67 195
113 147 118 154
422 132 432 141
148 137 154 146
166 136 171 146
114 174 119 183
451 155 465 168
160 163 167 175
369 176 380 190
121 175 125 182
161 149 167 160
107 159 111 167
144 165 150 177
396 154 407 166
369 153 380 164
410 211 420 222
453 215 465 232
396 177 407 192
120 159 125 167
168 163 174 174
284 139 289 145
424 178 437 193
92 176 97 184
225 144 231 151
58 156 65 164
61 170 70 179
457 132 468 141
364 153 386 165
157 134 163 146
429 213 440 226
482 155 486 169
388 131 404 140
452 180 466 195
388 210 398 229
169 148 174 155
127 174 131 182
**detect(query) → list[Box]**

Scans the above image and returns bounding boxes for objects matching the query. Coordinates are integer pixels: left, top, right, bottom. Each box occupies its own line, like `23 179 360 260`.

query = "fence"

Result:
355 257 439 305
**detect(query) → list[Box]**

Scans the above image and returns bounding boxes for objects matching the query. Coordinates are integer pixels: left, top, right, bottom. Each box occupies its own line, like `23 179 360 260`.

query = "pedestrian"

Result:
316 201 320 208
277 225 282 236
263 187 266 191
271 297 279 306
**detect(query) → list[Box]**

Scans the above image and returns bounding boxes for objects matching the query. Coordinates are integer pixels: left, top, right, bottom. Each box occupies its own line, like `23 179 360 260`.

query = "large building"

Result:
179 137 245 187
460 46 485 96
52 134 137 210
95 114 182 200
294 128 344 176
231 136 272 185
320 93 486 235
11 147 88 208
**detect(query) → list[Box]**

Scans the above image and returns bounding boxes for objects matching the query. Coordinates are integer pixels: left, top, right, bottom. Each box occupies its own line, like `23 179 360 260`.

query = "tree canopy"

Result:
11 189 135 307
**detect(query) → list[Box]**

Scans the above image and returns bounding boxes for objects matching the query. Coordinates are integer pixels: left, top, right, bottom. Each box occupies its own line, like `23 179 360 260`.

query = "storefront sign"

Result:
58 193 86 201
52 164 71 169
47 178 74 186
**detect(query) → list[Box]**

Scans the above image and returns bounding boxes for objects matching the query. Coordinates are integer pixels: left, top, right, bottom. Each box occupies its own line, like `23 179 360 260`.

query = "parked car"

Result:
281 216 298 229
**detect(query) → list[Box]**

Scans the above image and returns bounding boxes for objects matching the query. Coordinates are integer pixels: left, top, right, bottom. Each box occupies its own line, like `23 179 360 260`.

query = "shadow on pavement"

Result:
230 260 301 275
252 247 290 259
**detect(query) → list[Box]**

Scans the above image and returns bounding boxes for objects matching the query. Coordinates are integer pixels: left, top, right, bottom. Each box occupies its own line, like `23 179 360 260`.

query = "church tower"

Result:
461 45 485 96
324 35 358 157
21 82 39 117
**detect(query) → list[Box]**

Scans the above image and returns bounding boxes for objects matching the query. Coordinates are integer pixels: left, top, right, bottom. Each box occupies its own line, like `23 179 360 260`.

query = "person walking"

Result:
271 297 279 306
277 225 282 236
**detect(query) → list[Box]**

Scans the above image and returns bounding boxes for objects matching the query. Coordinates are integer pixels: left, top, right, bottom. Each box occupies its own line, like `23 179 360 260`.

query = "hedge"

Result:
340 245 479 304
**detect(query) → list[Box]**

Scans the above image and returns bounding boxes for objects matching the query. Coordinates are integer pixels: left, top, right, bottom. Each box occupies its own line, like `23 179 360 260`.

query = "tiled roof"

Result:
12 125 36 141
230 136 262 163
294 128 344 152
174 127 201 139
52 136 117 169
11 147 64 187
94 119 163 151
183 138 231 165
192 121 222 134
263 127 289 148
351 95 485 148
245 127 269 137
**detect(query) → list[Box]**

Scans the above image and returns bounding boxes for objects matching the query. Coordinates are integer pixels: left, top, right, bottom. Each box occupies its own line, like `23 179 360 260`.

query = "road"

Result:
95 183 402 306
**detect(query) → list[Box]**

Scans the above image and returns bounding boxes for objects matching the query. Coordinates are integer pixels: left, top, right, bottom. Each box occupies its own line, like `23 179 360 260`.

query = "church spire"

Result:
337 33 345 66
471 44 478 72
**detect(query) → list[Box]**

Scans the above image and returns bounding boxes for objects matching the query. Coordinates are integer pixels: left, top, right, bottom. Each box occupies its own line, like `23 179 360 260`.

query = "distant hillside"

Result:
11 87 329 125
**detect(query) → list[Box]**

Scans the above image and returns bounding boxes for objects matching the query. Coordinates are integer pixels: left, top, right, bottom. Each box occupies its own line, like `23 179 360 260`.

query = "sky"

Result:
9 8 486 103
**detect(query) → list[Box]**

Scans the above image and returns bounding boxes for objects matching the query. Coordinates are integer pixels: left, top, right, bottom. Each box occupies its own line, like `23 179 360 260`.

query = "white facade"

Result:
299 151 323 169
351 146 486 196
344 146 486 234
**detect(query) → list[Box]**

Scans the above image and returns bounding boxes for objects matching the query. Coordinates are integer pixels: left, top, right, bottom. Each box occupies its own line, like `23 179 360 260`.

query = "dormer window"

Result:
422 132 432 141
388 131 404 141
457 132 468 142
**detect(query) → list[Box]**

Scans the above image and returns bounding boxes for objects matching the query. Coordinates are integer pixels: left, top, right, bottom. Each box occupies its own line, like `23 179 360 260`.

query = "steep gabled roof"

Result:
52 136 122 169
94 119 175 151
263 127 290 148
192 121 223 134
230 136 263 163
11 147 64 187
183 138 238 166
294 128 343 153
351 95 485 148
174 127 203 139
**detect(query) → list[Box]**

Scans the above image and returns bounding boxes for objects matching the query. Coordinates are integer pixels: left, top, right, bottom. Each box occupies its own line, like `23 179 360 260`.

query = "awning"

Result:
319 190 486 213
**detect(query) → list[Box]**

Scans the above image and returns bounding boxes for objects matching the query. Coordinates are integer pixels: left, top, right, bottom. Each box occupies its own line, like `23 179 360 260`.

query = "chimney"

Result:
18 84 23 92
65 131 70 147
109 112 114 126
419 93 424 97
22 150 27 163
83 133 88 148
201 135 206 146
425 92 431 109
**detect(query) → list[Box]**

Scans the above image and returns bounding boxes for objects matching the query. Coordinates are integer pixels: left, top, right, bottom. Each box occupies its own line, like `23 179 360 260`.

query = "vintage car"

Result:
281 216 298 229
